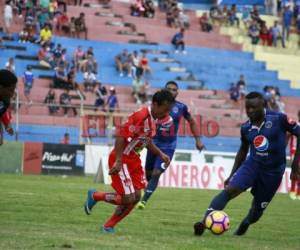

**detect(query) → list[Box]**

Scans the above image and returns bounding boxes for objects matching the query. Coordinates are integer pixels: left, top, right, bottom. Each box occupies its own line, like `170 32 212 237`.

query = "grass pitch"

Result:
0 174 299 250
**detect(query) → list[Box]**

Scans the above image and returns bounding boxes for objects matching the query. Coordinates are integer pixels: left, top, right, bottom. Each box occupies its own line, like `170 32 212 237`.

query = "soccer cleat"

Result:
289 192 297 200
84 188 96 215
137 201 146 209
101 226 115 233
194 221 205 236
234 221 250 236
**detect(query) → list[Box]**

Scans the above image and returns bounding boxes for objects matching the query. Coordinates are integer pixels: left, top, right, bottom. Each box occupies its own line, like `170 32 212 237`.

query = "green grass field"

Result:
0 174 300 250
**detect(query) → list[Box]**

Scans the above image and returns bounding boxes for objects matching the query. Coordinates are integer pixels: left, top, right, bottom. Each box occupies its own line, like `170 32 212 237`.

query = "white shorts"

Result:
4 16 12 28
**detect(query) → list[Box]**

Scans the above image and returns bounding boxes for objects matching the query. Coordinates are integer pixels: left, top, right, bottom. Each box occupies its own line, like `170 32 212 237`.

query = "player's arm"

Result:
280 113 300 180
183 104 205 151
187 116 205 151
224 133 249 187
147 140 170 167
291 132 300 180
109 136 125 175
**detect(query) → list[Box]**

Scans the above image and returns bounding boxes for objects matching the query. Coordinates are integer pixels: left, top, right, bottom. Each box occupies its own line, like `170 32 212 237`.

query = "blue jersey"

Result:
153 101 191 149
0 99 9 117
241 110 300 167
24 71 34 86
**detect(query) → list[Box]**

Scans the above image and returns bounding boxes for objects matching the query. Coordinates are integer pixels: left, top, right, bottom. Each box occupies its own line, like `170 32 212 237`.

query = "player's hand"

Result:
224 177 231 188
195 140 205 152
109 160 122 175
6 126 14 136
160 153 170 168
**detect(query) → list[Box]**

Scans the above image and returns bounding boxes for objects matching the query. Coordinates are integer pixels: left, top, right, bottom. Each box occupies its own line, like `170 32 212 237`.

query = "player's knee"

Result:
225 186 243 199
123 194 136 205
152 169 162 179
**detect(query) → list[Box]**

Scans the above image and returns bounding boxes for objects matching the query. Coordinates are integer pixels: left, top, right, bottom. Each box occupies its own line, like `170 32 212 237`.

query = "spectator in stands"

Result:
106 87 119 113
94 82 107 111
178 10 190 29
61 132 70 144
60 89 78 117
67 66 77 90
52 43 63 67
237 75 247 118
53 65 73 89
44 88 59 115
229 83 239 102
18 26 30 43
248 20 260 44
241 6 251 27
5 57 15 73
69 16 76 37
75 12 88 40
282 5 293 42
134 83 148 105
209 5 225 25
130 0 145 17
250 5 263 26
143 0 155 18
83 69 97 92
130 50 142 79
228 4 239 27
57 0 67 12
49 0 58 19
39 24 52 46
139 52 151 77
260 22 272 46
171 28 186 54
38 44 53 68
23 66 34 105
270 21 282 47
55 11 70 34
115 49 131 77
3 1 13 36
199 12 212 32
73 45 85 72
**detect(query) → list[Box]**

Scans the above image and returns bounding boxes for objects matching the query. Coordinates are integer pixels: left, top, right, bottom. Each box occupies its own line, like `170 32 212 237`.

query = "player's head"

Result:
0 69 18 100
165 81 178 98
151 89 175 119
245 92 265 122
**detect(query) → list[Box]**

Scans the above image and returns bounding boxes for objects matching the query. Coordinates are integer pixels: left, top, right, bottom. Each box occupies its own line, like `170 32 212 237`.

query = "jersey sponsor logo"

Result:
172 106 179 113
265 121 272 129
261 202 269 209
253 135 269 152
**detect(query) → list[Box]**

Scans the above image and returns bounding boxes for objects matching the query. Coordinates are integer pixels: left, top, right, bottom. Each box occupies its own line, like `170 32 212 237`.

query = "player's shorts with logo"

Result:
229 159 285 209
145 147 175 172
109 150 145 195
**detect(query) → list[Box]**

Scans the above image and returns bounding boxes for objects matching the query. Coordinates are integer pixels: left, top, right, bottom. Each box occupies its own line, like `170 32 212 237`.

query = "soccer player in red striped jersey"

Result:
84 89 175 233
289 110 300 200
0 69 17 145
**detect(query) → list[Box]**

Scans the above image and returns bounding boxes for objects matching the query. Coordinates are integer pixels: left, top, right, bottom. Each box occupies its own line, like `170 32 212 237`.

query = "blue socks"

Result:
204 190 231 218
141 175 160 203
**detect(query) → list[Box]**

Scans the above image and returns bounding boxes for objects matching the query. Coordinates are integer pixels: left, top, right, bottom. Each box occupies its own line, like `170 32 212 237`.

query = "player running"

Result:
137 81 205 209
84 89 175 233
288 109 300 200
0 69 17 145
194 92 300 236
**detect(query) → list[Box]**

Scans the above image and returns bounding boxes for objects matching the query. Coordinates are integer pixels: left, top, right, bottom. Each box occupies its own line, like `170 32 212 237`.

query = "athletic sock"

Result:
204 190 231 219
103 204 135 228
93 192 122 205
141 176 160 203
297 180 300 196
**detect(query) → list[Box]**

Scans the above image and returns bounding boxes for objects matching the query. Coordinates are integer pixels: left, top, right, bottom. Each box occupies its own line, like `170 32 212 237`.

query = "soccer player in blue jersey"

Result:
137 81 205 209
193 92 300 236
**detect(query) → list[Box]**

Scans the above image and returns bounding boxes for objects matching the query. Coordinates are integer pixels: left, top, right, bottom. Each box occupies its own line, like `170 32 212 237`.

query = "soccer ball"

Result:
205 210 230 235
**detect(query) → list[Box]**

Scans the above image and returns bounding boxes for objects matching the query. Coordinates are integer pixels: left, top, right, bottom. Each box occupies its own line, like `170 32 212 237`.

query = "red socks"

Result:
93 192 122 205
104 204 135 228
290 179 296 192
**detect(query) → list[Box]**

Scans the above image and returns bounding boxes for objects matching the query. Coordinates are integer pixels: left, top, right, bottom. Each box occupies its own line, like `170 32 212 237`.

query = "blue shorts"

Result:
229 160 285 209
145 148 175 172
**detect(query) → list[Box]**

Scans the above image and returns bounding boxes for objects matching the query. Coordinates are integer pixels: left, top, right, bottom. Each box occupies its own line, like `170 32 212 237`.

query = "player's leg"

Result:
194 161 257 236
138 148 174 208
103 164 145 231
297 178 300 199
289 178 297 200
235 166 284 236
